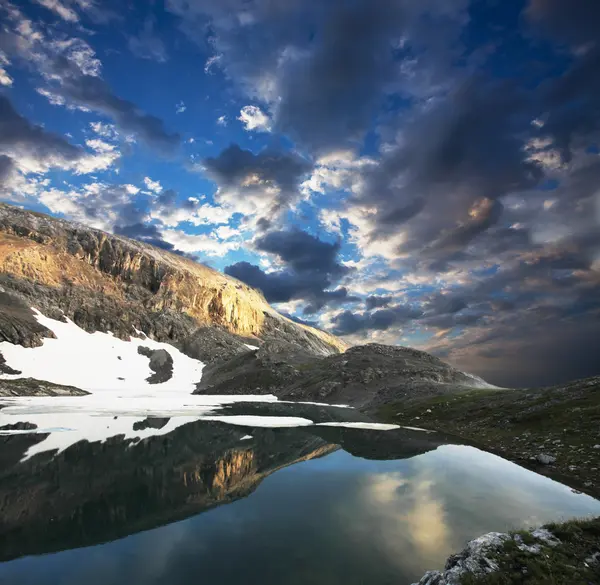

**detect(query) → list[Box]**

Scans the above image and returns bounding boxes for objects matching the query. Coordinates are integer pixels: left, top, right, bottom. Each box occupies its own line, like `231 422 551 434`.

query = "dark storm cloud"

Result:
365 295 392 310
275 0 406 152
430 314 600 388
203 144 311 220
0 155 16 190
526 0 600 47
167 0 468 152
255 229 347 278
356 79 543 255
225 229 357 310
0 95 84 165
332 304 423 336
540 46 600 161
423 293 468 316
204 145 310 197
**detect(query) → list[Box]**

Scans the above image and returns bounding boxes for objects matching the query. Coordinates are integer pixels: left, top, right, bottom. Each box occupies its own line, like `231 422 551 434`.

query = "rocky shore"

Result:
411 518 600 585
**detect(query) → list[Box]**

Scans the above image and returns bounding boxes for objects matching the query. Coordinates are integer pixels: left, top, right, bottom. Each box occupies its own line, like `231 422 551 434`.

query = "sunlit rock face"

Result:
0 203 345 355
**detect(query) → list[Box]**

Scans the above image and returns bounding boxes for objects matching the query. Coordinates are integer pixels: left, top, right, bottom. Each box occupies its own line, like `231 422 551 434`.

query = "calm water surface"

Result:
0 412 599 585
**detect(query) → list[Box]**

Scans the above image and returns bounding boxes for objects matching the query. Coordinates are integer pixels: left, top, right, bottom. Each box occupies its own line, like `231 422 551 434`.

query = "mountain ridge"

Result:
0 202 345 355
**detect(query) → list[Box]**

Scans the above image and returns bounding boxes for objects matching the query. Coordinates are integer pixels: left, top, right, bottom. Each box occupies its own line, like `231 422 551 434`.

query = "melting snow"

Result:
199 415 314 428
0 310 203 393
0 311 406 460
244 344 260 351
316 422 400 431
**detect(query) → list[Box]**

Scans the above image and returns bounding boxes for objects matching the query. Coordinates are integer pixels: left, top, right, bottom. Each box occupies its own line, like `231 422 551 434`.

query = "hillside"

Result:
0 203 344 357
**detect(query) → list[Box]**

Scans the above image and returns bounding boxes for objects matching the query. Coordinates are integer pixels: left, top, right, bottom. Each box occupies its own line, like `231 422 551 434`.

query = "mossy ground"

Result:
461 518 600 585
378 377 600 497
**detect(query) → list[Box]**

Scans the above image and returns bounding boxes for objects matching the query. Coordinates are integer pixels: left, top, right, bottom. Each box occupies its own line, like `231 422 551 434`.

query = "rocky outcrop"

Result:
0 203 345 357
197 342 494 407
412 527 566 585
137 346 174 384
0 378 89 397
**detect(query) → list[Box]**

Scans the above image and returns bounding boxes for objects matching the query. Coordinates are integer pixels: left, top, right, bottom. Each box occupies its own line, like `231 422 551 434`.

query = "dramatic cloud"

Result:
332 304 423 336
203 144 311 226
526 0 600 47
226 229 357 311
166 0 468 152
0 3 179 153
238 106 271 132
0 95 119 182
3 0 600 386
365 296 392 310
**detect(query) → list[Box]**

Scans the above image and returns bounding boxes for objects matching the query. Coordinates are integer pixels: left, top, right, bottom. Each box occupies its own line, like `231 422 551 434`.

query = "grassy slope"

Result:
378 376 600 497
462 518 600 585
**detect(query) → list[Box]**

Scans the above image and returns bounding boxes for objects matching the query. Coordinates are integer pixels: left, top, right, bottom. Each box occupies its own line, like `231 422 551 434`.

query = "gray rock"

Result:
137 346 174 384
412 529 561 585
0 378 88 397
536 453 556 465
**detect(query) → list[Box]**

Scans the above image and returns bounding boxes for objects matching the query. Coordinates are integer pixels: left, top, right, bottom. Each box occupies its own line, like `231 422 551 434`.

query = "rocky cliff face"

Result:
0 203 345 356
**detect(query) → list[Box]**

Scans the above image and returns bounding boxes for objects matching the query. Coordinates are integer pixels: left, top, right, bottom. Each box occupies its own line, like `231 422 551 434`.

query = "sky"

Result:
0 0 599 388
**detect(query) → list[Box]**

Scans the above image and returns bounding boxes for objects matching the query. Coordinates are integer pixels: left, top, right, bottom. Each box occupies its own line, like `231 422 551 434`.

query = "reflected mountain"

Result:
0 417 453 562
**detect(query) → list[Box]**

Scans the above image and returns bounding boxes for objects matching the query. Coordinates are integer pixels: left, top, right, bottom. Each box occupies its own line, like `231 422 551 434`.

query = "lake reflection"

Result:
0 420 599 585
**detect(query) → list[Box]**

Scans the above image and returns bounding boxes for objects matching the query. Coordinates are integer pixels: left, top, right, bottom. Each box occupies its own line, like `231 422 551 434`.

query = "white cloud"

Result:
36 88 68 107
238 105 271 132
159 228 241 256
301 150 376 197
204 54 222 74
176 101 186 114
144 176 162 194
47 37 102 77
0 52 12 86
214 225 239 240
90 122 118 139
71 150 120 175
0 68 13 86
124 184 140 195
216 115 227 126
34 0 79 22
151 201 235 228
85 139 117 153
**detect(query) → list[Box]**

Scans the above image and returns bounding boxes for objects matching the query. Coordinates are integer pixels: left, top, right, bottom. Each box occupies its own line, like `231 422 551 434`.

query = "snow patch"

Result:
240 435 253 440
316 422 400 431
5 414 199 460
398 425 433 433
463 371 501 389
244 344 259 351
0 311 203 393
199 415 314 428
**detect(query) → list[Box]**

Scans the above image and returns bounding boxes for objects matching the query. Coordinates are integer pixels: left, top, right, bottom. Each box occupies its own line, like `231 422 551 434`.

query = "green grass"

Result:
460 518 600 585
378 378 600 496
